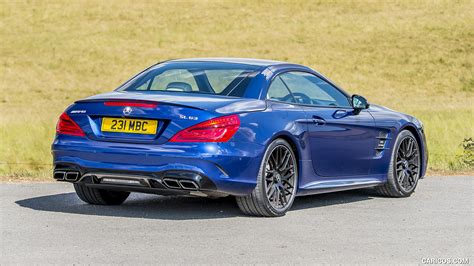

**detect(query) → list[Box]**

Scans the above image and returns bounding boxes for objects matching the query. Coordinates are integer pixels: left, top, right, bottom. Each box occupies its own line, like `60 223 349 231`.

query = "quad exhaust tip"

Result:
53 171 65 180
65 171 80 181
163 178 199 190
53 171 80 182
162 178 181 189
179 180 199 190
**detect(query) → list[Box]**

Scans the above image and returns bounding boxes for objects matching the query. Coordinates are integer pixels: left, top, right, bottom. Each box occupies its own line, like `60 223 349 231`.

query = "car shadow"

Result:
15 189 375 220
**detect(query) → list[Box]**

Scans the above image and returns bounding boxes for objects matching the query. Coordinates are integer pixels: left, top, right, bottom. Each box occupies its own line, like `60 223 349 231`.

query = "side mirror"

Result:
352 95 369 114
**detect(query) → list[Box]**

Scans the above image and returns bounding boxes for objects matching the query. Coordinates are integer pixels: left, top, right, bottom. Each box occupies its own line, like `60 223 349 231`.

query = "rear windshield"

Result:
117 62 260 98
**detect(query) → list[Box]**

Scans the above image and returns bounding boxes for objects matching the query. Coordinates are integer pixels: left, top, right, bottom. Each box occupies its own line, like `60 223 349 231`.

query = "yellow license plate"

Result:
101 117 157 134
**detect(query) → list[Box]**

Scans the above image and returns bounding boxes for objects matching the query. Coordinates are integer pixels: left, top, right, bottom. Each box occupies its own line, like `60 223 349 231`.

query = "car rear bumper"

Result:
52 135 266 196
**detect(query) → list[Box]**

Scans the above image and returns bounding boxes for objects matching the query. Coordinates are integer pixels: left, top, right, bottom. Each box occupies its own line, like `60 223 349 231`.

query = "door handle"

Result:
312 116 326 125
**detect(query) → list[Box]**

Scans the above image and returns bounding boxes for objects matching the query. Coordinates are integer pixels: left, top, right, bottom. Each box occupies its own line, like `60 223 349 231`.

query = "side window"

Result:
266 77 295 103
280 72 351 107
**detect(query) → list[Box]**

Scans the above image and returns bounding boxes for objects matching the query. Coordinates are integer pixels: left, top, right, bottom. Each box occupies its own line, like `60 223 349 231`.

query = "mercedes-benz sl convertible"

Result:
52 58 428 217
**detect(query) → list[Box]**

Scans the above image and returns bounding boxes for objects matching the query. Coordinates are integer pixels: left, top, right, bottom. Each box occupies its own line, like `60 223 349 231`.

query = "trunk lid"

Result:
67 91 266 144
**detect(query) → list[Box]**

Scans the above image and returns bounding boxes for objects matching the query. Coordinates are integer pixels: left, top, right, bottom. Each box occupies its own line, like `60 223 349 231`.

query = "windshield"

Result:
117 62 261 98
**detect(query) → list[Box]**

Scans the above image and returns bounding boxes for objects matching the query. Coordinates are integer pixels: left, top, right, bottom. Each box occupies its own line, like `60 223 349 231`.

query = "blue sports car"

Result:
52 58 428 217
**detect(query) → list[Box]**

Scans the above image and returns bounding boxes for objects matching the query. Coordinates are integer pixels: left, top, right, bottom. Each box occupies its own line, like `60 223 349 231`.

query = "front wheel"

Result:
236 139 298 217
376 130 421 197
74 183 130 205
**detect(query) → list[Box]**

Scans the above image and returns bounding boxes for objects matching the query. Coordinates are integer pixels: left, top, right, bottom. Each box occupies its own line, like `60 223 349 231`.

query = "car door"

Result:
279 71 378 177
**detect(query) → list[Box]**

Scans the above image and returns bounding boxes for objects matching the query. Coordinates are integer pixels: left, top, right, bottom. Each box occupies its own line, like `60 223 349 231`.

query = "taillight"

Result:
56 112 85 137
104 101 157 108
169 115 240 143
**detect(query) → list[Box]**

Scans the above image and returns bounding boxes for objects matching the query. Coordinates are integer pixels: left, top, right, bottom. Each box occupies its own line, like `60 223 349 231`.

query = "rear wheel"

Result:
236 139 298 217
74 183 130 205
376 130 421 197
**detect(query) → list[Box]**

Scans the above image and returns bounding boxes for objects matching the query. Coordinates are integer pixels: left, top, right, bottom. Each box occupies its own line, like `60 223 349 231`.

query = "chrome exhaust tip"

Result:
179 180 199 190
162 178 181 189
65 171 80 182
53 171 65 180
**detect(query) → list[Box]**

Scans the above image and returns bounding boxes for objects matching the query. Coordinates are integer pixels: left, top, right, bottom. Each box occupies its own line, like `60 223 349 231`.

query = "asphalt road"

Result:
1 176 472 264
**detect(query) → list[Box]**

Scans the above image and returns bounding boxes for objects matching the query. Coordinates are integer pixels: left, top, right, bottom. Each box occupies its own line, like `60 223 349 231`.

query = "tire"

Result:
375 130 421 197
236 139 298 217
74 183 130 205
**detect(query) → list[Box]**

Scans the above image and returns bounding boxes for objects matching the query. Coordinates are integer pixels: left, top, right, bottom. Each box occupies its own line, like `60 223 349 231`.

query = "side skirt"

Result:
296 177 384 196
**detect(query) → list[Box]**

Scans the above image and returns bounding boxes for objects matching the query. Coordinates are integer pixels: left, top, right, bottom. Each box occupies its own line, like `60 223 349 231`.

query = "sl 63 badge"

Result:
179 114 198 120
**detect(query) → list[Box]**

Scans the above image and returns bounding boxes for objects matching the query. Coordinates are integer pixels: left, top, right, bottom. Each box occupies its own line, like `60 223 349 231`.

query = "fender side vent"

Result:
375 131 391 156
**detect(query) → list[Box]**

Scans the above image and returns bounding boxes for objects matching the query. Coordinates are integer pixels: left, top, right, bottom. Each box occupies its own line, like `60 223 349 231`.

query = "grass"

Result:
0 0 473 180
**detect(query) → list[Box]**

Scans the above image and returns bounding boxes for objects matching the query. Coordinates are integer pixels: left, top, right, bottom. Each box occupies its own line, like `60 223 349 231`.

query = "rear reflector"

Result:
169 114 240 142
56 112 85 137
104 101 157 108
